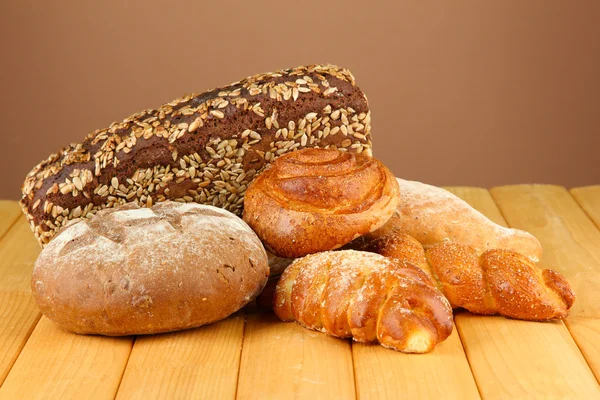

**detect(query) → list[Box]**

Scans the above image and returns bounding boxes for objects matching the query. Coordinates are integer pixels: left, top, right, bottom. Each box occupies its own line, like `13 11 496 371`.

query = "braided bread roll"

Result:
274 250 453 353
243 148 399 258
349 232 575 321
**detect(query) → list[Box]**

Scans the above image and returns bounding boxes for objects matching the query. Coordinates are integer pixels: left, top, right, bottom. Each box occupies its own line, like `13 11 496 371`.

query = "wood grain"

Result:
571 185 600 230
490 184 600 384
0 216 42 386
237 311 355 400
0 293 40 385
0 217 41 294
0 317 132 399
116 313 245 400
353 328 480 400
446 186 600 398
0 201 21 240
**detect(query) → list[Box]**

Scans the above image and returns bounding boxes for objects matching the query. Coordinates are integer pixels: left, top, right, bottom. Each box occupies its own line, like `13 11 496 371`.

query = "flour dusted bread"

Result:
32 201 269 335
243 148 399 258
274 250 453 353
394 178 543 262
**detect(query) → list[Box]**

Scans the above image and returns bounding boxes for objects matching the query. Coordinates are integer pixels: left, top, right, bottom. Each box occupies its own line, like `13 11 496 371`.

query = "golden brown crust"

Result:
274 250 453 353
243 149 400 258
481 249 574 320
32 201 269 335
348 231 575 321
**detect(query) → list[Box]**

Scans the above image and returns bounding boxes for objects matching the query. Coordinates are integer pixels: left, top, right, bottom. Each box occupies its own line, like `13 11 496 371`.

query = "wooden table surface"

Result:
1 184 600 399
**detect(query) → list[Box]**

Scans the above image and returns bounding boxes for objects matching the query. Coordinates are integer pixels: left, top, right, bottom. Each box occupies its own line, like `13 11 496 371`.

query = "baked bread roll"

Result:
274 250 453 353
349 231 575 321
243 148 400 258
20 64 372 246
394 178 543 262
32 201 269 335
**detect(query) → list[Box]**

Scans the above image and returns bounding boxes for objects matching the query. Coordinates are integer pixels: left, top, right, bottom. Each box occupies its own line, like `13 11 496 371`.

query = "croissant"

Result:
273 250 454 353
349 232 575 321
243 148 399 259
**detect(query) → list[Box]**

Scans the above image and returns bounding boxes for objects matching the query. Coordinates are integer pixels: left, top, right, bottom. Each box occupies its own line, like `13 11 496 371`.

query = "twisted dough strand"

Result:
350 232 575 321
274 250 453 353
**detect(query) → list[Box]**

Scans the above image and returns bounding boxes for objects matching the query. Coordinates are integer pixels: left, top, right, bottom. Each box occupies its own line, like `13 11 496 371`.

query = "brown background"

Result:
1 1 599 201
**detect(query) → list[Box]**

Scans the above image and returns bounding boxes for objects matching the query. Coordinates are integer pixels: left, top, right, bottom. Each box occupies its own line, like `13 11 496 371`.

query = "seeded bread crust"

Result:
21 64 372 246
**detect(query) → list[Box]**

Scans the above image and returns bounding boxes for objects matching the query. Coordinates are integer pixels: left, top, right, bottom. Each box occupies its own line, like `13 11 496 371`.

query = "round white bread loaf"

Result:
32 201 269 336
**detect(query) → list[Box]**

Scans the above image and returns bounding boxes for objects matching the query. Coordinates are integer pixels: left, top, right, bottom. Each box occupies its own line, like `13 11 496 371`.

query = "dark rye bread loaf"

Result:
21 64 372 246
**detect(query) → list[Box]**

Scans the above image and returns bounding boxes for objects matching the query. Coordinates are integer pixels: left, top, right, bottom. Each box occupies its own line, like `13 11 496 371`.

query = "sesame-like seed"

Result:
249 131 261 140
305 112 317 121
188 117 203 132
300 134 308 146
72 176 84 191
292 88 299 101
59 183 73 195
323 87 338 96
331 110 341 120
295 79 307 85
298 87 311 93
340 125 348 135
341 139 352 147
211 110 225 119
72 206 82 218
218 100 229 109
241 129 252 138
265 117 272 129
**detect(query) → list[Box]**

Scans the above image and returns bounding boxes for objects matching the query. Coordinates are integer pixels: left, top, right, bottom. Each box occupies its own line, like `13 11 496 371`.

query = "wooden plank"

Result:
0 217 42 293
0 217 43 385
353 327 480 400
0 216 134 397
0 292 40 385
571 185 600 230
116 313 245 400
490 184 600 385
0 201 21 240
0 317 132 399
237 311 355 400
446 187 600 398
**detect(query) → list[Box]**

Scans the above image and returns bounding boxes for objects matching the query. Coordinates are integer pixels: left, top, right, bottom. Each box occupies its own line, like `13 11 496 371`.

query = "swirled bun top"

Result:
243 148 399 258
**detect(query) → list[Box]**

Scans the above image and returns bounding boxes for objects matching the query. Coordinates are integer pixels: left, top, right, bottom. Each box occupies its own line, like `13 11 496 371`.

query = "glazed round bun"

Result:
242 148 400 258
32 201 269 336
